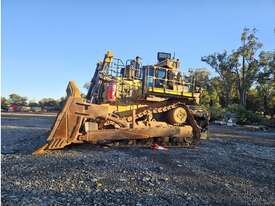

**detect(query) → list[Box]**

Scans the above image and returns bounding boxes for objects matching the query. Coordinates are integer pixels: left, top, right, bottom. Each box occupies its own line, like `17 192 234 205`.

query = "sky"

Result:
2 0 275 100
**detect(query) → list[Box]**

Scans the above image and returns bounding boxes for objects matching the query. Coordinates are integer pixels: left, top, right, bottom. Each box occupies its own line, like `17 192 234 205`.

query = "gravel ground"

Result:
1 114 275 206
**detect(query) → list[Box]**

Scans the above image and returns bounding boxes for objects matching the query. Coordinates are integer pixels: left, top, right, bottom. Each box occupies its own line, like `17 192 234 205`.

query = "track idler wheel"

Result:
167 107 187 124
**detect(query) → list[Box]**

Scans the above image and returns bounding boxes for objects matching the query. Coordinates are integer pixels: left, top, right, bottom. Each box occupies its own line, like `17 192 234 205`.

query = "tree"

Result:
232 28 263 107
256 51 275 115
28 101 40 107
39 98 59 110
9 94 28 106
202 28 265 108
209 77 222 108
187 68 211 107
201 51 236 106
83 82 91 90
193 68 210 89
246 89 262 113
58 97 66 109
187 68 210 89
1 97 9 110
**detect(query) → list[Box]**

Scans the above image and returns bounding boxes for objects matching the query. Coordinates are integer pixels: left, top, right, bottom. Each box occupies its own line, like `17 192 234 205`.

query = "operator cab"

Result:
143 52 190 98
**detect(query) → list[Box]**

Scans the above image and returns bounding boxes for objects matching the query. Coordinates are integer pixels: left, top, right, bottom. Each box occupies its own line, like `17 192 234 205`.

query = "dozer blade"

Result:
33 81 109 155
33 81 83 155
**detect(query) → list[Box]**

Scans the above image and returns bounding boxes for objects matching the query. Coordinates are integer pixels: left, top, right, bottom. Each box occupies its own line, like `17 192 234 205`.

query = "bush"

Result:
209 106 225 121
226 104 260 125
259 117 275 128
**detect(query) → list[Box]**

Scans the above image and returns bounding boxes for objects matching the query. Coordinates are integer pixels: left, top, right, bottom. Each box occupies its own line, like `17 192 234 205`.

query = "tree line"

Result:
192 28 274 124
1 94 66 112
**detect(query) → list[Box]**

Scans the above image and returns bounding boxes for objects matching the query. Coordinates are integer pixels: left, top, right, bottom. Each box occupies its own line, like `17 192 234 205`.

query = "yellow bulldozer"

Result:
34 51 209 154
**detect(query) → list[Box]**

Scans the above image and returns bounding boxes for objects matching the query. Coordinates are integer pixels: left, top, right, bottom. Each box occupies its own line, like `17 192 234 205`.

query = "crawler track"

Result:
99 100 207 147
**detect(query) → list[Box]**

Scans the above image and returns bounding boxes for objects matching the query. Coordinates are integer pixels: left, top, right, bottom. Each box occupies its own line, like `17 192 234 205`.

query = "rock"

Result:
92 178 98 182
224 183 231 189
119 178 127 182
115 188 122 192
15 181 21 185
9 195 18 201
160 177 169 181
142 177 150 182
96 182 102 188
76 197 82 202
32 190 38 195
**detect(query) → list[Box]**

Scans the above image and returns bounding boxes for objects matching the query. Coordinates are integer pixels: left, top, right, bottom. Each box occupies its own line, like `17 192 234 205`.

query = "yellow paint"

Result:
147 87 193 97
67 80 81 97
108 104 147 113
104 51 113 63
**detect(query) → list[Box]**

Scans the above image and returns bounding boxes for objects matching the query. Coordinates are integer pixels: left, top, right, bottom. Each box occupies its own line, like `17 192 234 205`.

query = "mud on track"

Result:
1 114 275 205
